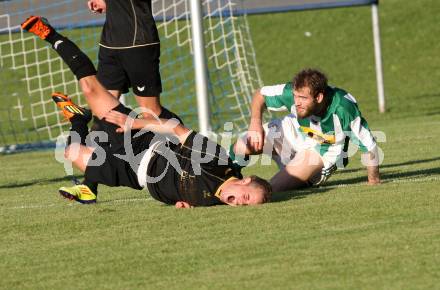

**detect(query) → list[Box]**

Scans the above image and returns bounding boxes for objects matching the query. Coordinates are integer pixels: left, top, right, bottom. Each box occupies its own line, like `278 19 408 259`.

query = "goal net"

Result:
0 0 263 152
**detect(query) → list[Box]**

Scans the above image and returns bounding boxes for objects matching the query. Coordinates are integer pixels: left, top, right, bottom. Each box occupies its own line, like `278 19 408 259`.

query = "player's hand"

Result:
175 201 192 208
103 110 134 133
87 0 106 14
247 121 265 153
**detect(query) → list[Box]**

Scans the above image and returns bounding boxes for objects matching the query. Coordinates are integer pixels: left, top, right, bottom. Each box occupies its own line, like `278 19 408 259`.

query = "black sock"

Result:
65 115 98 194
45 32 96 80
67 115 89 146
82 178 98 195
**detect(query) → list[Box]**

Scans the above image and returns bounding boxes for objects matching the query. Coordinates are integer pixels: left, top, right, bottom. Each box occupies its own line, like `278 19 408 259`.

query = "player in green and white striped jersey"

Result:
232 68 381 192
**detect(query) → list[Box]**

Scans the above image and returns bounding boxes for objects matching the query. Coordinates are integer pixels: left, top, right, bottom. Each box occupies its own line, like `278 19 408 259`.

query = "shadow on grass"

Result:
339 156 440 174
271 164 440 203
0 175 84 189
271 186 331 203
327 167 440 186
425 110 440 116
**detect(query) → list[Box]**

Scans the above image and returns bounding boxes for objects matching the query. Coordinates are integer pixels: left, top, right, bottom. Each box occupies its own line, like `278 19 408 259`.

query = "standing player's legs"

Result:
123 44 163 119
97 45 163 119
96 46 126 101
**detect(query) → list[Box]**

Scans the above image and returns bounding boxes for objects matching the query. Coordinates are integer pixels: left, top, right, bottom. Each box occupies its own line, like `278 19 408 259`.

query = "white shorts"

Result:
261 115 337 185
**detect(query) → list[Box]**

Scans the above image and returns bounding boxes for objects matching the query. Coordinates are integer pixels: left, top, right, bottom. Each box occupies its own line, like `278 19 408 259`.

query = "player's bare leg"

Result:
270 149 324 192
59 144 97 204
79 76 120 119
108 89 121 99
50 91 99 202
64 144 95 173
21 16 119 120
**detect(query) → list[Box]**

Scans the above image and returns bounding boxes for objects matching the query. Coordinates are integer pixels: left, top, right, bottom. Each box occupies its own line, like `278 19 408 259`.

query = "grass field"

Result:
1 0 440 289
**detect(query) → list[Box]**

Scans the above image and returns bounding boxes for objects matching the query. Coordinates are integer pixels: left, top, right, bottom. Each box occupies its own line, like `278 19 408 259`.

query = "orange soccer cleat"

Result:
21 16 54 40
51 92 91 122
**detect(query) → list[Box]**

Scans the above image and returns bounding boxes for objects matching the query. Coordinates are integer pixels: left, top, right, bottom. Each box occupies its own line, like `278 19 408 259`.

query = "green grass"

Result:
1 0 440 289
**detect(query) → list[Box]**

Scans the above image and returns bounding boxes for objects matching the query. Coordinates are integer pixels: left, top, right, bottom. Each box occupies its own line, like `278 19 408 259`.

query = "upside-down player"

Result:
22 16 271 208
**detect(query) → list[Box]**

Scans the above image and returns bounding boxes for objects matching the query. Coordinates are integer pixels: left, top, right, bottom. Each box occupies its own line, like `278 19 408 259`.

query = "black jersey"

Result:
100 0 160 48
146 132 242 206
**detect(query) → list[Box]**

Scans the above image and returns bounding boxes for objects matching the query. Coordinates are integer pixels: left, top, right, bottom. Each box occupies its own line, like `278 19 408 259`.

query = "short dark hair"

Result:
249 175 272 203
293 68 328 97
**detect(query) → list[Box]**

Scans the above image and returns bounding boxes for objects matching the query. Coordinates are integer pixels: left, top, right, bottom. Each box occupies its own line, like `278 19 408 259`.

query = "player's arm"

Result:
244 83 292 153
233 89 266 156
247 89 267 152
232 89 267 157
362 147 381 185
355 126 381 185
343 106 381 185
104 110 191 144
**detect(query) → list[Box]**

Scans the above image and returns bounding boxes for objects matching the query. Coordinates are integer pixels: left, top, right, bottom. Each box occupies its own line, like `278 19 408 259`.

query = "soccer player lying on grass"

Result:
22 16 271 208
231 68 381 192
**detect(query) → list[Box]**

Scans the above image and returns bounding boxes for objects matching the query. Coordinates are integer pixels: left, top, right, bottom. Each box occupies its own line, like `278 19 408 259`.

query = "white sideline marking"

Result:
7 203 58 210
2 197 153 210
104 197 153 204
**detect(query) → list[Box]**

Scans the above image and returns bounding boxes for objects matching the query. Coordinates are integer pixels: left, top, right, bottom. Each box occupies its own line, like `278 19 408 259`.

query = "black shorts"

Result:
85 104 182 190
97 44 162 96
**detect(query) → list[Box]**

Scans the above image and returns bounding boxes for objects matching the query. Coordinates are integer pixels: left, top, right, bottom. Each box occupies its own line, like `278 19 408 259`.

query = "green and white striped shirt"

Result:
261 82 376 167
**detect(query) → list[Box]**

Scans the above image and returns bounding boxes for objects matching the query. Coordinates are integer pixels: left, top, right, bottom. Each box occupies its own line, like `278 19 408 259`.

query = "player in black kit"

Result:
87 0 163 119
22 16 272 208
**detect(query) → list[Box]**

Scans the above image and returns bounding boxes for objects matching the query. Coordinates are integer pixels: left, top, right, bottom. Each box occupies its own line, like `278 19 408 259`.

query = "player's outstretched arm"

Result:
103 110 191 144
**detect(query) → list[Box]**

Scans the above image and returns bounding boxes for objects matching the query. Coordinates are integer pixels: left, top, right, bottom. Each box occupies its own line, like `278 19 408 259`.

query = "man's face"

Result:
219 178 266 206
293 86 318 119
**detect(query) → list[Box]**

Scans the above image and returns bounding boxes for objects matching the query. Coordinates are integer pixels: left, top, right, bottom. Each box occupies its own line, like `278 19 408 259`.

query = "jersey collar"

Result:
214 177 239 198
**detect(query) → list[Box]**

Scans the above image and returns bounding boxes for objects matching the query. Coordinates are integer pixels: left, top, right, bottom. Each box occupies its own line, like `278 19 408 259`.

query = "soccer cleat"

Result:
58 184 97 204
21 16 54 40
52 92 91 122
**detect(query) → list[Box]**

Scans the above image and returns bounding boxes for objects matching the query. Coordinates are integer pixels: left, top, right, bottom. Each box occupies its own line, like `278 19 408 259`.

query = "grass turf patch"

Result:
1 0 440 289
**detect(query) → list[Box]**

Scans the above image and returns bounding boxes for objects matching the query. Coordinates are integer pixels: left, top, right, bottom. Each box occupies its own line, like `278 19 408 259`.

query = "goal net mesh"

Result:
0 0 263 152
